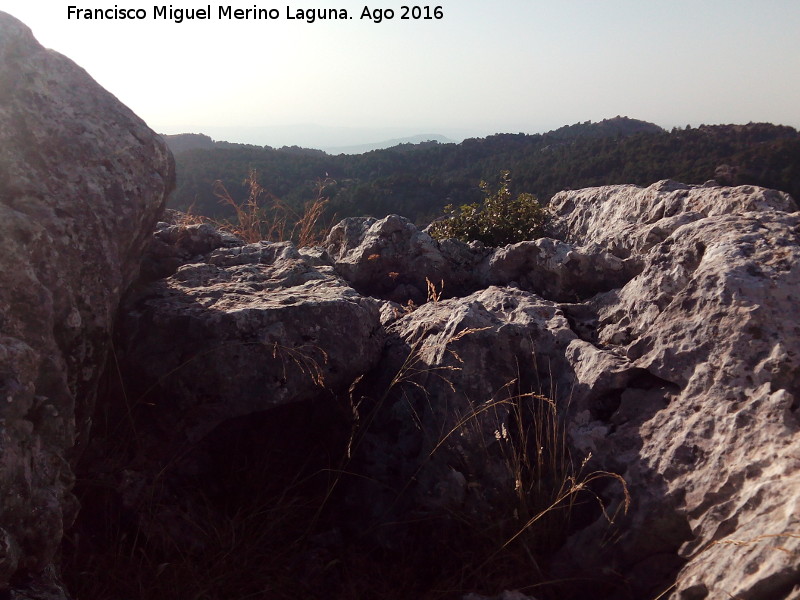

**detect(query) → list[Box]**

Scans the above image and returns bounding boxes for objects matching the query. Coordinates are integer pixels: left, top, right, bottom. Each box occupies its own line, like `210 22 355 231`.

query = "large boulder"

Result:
325 214 489 303
88 237 385 559
344 286 642 547
547 179 796 256
480 237 640 301
548 182 800 599
323 214 639 303
321 181 800 599
0 11 173 594
115 240 384 447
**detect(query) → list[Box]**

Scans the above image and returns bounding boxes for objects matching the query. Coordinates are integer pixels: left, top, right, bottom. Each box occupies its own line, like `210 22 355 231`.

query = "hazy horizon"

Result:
178 123 469 150
3 1 800 149
161 116 797 152
160 120 603 150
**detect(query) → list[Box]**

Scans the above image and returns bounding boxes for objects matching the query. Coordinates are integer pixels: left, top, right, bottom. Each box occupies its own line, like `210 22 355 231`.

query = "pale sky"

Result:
3 1 800 148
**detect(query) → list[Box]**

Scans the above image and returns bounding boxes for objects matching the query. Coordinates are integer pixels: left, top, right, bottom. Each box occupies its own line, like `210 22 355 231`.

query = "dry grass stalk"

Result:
295 177 333 247
211 170 333 246
426 277 444 303
650 531 800 600
69 325 633 600
272 342 329 388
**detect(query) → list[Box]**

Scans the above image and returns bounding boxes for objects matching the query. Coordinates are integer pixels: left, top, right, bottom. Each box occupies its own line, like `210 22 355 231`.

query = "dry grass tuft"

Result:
426 277 444 303
338 329 631 598
210 170 333 246
65 329 631 600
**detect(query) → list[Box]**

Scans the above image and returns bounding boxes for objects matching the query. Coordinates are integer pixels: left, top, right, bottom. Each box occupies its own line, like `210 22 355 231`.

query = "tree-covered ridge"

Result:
167 118 800 225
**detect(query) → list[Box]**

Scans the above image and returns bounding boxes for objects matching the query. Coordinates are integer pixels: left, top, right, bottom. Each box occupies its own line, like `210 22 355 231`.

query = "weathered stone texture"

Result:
547 179 796 256
325 214 488 302
549 182 800 599
9 2 798 596
0 10 173 592
117 240 384 447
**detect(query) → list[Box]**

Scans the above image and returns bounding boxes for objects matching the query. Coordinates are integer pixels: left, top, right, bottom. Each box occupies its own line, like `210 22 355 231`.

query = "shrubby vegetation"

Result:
167 118 800 228
428 170 546 246
209 169 331 246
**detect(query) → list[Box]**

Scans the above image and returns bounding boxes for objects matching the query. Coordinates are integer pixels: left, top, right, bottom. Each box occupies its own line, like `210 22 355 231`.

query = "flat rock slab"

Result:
117 241 384 447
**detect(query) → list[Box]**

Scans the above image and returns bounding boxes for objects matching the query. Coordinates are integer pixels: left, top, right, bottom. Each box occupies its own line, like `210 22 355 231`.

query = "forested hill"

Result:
166 117 800 225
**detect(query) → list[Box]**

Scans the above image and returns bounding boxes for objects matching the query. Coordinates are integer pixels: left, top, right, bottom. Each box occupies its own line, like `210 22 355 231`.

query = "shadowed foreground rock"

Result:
116 239 384 448
81 179 800 599
0 11 174 597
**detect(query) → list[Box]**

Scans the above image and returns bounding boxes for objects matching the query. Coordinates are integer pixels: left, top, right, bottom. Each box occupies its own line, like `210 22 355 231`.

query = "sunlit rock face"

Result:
547 181 800 599
326 181 800 599
0 10 173 596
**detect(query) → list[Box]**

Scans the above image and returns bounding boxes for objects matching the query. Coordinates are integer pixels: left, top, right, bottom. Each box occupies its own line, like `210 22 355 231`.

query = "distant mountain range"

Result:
161 116 661 156
161 132 456 156
164 116 800 226
322 134 456 155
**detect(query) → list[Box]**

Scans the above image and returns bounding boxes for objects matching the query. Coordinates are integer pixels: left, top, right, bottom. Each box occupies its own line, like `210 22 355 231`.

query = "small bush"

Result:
428 170 547 246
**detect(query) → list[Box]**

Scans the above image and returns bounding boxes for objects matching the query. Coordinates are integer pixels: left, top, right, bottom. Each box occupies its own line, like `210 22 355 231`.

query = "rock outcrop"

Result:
550 182 800 599
0 11 174 595
83 179 800 599
325 213 488 303
116 239 384 447
5 7 796 600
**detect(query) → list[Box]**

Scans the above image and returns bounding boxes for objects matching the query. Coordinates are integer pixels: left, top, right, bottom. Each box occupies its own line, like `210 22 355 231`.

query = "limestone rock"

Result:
323 213 636 304
116 240 383 446
345 286 643 554
547 182 800 599
321 181 800 598
325 214 487 303
15 1 800 595
481 237 641 301
75 239 384 563
0 9 173 592
109 180 800 597
139 220 240 281
548 179 796 256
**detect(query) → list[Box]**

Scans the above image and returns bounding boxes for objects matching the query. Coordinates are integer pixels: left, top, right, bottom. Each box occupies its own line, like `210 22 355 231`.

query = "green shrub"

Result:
428 170 547 246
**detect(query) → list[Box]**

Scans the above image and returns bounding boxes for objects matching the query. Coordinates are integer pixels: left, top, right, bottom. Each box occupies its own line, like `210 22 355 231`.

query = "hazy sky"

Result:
3 1 800 148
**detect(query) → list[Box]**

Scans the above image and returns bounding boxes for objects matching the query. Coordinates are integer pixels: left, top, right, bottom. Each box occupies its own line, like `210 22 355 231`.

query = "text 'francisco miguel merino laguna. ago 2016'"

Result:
66 5 444 23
